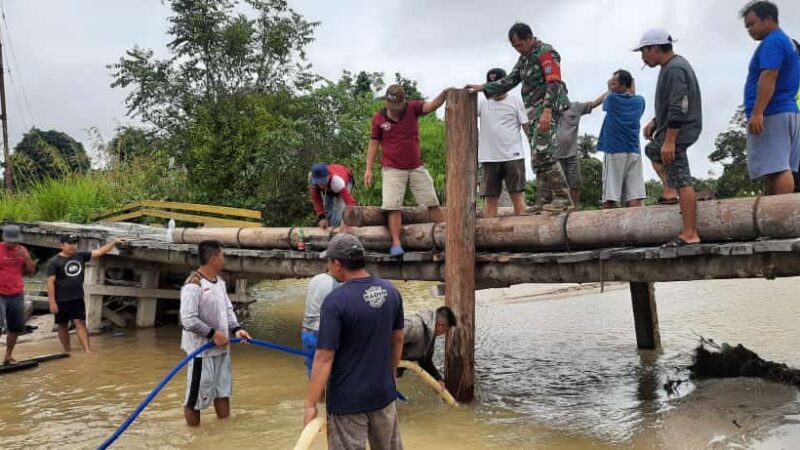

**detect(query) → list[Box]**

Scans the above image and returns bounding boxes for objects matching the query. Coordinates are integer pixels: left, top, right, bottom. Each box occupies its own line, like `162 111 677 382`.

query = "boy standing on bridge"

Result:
0 224 37 365
180 239 251 427
305 234 405 449
46 234 123 353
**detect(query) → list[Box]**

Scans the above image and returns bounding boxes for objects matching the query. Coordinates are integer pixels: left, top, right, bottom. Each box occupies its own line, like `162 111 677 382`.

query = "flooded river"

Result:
1 278 799 449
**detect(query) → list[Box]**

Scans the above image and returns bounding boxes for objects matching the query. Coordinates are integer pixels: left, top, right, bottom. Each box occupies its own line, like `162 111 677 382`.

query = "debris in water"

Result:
689 338 800 389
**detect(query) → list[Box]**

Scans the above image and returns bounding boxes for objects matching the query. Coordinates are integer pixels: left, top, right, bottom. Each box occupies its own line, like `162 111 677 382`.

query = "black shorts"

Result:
482 159 527 196
55 299 86 325
0 294 26 333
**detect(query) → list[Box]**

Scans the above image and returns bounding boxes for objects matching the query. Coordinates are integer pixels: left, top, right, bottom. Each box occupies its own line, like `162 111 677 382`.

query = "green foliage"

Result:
576 134 602 209
393 72 425 100
708 107 763 198
10 128 91 189
108 0 319 133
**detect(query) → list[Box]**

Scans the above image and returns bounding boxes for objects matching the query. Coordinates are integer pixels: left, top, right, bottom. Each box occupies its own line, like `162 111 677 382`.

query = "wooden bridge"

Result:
9 90 800 403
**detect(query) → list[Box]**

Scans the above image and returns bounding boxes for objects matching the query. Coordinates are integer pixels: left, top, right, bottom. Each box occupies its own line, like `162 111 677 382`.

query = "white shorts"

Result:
184 353 232 410
602 152 646 203
381 167 440 210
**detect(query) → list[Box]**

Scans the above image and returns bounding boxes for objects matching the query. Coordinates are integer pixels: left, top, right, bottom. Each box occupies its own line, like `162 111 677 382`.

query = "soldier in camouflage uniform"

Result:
468 22 573 213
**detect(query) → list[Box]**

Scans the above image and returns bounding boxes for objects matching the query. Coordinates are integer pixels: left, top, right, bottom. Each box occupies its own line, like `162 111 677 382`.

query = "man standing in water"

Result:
301 269 340 377
305 234 405 449
400 306 457 389
46 234 123 353
0 224 36 365
180 240 251 427
468 22 574 213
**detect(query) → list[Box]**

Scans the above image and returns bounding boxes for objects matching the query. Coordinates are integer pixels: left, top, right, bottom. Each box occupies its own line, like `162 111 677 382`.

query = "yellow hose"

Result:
293 417 326 450
398 360 459 407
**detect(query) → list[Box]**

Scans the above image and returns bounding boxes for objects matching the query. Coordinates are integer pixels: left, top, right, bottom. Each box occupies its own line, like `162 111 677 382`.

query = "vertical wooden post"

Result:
136 269 159 328
629 282 661 350
84 261 105 334
235 279 248 303
444 89 478 402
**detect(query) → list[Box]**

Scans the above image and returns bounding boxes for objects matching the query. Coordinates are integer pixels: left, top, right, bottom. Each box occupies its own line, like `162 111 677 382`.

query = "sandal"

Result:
661 237 700 248
655 196 679 205
2 358 17 366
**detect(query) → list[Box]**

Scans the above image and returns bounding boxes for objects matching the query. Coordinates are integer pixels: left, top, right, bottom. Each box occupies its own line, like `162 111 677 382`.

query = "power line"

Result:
0 1 33 127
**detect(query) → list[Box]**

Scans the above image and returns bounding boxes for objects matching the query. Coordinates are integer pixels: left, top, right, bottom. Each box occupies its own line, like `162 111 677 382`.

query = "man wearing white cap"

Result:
635 28 702 247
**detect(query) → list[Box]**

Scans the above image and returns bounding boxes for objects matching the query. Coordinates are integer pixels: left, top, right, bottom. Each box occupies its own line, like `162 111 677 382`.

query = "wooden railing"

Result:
90 200 262 228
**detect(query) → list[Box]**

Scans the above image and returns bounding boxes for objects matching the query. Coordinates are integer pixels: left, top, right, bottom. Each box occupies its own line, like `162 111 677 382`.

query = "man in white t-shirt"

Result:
478 68 530 218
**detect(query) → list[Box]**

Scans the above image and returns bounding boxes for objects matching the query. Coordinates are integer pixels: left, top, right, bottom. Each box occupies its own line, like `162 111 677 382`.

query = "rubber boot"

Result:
526 185 552 214
541 163 575 213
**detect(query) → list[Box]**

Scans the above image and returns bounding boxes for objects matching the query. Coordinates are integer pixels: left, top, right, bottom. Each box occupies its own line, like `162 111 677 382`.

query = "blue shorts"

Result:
301 331 317 378
747 112 800 179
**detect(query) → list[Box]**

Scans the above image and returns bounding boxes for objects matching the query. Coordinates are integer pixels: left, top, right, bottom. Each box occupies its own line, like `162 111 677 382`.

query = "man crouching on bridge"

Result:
180 240 251 427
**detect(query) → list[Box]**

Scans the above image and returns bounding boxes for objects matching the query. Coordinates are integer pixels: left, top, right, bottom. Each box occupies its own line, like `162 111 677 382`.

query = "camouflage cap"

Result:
384 84 406 111
320 233 365 260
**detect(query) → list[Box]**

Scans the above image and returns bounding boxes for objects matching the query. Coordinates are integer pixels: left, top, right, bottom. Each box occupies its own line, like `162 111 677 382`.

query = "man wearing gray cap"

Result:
0 224 36 364
635 28 702 247
305 233 405 449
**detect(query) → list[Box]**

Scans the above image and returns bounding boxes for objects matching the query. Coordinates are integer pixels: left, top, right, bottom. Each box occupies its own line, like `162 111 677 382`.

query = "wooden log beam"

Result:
443 89 477 402
343 206 517 227
174 194 800 252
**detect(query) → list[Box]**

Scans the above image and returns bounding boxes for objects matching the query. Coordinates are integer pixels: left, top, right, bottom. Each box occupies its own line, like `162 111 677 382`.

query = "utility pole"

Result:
0 30 10 192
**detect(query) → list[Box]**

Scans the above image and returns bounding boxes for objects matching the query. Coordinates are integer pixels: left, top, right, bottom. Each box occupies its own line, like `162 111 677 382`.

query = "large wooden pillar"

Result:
136 269 159 328
629 282 661 350
444 89 478 402
84 261 105 334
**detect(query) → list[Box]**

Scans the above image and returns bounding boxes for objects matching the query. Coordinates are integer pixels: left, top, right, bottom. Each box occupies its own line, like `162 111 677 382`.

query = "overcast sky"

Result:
3 0 800 180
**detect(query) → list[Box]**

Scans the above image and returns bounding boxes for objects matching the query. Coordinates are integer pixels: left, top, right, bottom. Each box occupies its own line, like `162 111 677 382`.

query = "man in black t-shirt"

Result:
46 234 123 353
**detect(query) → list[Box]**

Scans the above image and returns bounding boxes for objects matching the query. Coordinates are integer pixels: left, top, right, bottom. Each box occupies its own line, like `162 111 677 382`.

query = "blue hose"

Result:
97 337 405 449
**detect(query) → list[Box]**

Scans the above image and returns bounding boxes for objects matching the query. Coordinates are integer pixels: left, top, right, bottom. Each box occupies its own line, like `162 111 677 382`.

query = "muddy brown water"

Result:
1 278 799 449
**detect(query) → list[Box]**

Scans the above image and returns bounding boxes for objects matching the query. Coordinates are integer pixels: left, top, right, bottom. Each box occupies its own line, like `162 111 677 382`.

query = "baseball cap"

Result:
320 233 365 260
310 163 329 186
486 68 507 83
384 84 406 111
633 28 677 51
2 224 21 243
60 233 79 244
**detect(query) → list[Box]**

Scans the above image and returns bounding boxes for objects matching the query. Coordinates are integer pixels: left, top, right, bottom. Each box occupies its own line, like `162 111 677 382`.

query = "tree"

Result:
105 127 162 165
10 128 90 188
708 107 762 198
576 133 602 209
108 0 319 134
394 72 425 100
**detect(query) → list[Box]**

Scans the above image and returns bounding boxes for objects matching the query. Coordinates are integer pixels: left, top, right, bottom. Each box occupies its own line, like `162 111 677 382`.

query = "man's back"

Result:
598 93 645 153
317 276 404 415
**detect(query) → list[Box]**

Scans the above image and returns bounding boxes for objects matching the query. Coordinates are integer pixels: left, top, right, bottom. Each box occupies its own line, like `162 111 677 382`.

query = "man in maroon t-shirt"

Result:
365 84 451 256
0 224 36 365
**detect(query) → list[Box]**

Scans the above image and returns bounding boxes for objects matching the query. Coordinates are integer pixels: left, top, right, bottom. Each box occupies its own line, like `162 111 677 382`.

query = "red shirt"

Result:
0 244 26 295
309 164 357 218
370 100 427 170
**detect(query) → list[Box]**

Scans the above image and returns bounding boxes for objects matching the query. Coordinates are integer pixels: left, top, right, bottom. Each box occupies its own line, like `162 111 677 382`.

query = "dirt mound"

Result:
690 340 800 389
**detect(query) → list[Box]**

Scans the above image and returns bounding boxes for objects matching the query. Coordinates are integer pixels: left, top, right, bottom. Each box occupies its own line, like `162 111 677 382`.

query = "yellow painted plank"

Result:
139 209 261 227
138 200 261 219
100 210 145 223
90 201 142 220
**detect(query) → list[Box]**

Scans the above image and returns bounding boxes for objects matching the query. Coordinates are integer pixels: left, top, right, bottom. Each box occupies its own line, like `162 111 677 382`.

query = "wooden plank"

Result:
139 200 262 220
444 89 477 403
0 361 38 375
629 282 661 350
136 269 159 328
83 284 244 303
90 201 141 221
139 209 261 228
100 210 145 223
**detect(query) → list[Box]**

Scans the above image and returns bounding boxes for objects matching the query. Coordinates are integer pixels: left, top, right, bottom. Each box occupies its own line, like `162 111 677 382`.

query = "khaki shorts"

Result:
328 402 403 450
381 167 440 210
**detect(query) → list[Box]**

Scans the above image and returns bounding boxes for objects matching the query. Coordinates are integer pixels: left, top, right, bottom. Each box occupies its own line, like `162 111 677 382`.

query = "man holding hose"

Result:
179 239 251 427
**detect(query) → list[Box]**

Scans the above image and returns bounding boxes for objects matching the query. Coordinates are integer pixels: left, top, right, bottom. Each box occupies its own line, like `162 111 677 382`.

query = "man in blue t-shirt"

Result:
742 1 800 195
304 233 404 449
598 69 647 209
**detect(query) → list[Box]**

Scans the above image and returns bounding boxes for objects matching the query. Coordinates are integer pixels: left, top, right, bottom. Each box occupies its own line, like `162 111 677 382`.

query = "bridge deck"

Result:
16 221 800 287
